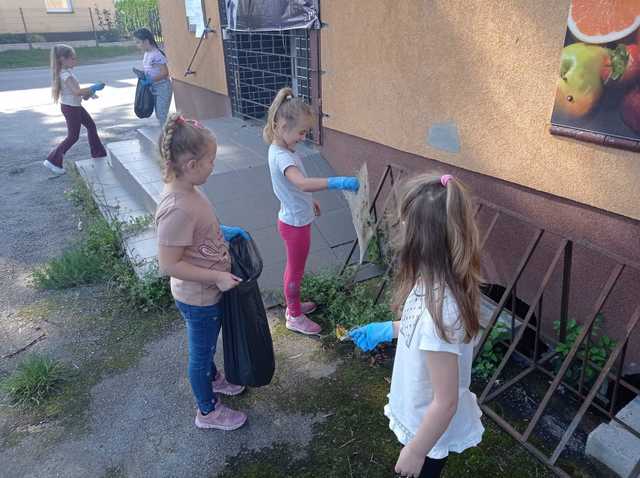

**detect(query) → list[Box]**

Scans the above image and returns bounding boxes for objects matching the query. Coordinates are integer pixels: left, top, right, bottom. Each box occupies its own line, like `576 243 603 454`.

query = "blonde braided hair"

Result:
158 112 214 182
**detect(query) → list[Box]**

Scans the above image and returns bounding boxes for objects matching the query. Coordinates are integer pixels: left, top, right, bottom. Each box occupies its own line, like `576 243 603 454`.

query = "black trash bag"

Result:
222 234 275 387
134 77 154 119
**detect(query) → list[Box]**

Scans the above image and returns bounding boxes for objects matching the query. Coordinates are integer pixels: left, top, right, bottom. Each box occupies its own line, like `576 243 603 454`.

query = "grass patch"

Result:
32 174 172 312
219 353 553 478
0 45 138 70
0 355 67 407
0 293 181 449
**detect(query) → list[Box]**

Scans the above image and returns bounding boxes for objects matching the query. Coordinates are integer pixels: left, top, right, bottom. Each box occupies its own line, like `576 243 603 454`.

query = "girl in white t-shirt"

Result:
133 28 172 125
44 44 106 175
350 174 484 478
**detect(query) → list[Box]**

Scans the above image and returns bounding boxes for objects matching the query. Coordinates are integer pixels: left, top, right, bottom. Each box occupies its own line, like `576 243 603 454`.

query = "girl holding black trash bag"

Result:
133 28 172 125
155 113 250 431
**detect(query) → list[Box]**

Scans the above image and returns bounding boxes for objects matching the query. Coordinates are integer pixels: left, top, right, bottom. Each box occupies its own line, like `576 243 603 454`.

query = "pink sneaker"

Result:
212 371 245 396
286 302 317 317
285 311 322 335
195 403 247 431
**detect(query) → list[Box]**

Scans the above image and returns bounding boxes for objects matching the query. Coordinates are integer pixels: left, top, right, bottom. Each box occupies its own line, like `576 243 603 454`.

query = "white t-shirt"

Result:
384 283 484 459
268 144 314 227
59 69 81 107
142 48 167 81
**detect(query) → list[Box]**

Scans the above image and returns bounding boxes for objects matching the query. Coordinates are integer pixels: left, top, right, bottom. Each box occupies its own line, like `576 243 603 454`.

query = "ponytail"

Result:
50 44 74 103
263 87 314 144
392 174 481 343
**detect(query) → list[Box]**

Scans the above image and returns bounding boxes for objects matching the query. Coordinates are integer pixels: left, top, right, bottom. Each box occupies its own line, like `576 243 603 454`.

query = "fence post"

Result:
19 8 32 50
89 7 99 47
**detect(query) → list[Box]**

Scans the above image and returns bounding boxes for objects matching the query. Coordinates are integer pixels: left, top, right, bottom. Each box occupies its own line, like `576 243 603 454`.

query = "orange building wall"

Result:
320 0 640 221
157 0 228 97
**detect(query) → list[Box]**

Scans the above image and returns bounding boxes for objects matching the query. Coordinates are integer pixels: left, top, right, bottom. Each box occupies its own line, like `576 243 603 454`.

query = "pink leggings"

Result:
278 220 311 317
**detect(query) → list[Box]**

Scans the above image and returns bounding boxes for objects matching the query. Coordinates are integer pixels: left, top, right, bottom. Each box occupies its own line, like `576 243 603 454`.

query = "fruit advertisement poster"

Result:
551 0 640 148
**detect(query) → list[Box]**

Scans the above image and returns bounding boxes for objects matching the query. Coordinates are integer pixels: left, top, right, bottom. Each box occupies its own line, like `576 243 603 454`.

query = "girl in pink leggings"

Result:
264 87 359 335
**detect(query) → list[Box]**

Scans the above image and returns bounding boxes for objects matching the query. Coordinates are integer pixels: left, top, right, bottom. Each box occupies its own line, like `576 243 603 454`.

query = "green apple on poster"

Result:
551 0 640 143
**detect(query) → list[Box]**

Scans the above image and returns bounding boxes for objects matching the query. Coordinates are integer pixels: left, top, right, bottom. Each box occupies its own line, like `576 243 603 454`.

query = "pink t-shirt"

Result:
142 48 167 80
155 189 231 306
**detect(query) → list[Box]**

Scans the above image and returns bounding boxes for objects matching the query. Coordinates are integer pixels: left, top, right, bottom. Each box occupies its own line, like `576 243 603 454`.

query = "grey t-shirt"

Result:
268 144 314 227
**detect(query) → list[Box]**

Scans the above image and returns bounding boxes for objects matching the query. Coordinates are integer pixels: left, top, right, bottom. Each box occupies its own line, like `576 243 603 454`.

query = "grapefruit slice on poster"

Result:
568 0 640 44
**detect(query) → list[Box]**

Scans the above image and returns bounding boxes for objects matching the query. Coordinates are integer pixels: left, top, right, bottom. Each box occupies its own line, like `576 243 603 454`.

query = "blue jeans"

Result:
175 300 221 414
151 78 172 125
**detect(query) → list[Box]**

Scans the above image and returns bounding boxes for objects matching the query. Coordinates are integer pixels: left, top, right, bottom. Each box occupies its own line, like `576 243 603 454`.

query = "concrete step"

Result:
136 126 161 158
586 396 640 477
75 157 157 278
107 139 163 215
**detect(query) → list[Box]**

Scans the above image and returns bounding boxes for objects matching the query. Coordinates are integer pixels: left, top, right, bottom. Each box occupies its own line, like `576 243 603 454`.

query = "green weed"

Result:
473 322 510 380
301 270 393 335
1 355 67 407
33 177 171 312
552 314 616 385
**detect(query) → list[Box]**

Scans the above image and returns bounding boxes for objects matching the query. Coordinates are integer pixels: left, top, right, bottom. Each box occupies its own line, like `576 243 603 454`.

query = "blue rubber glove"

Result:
327 176 359 192
220 225 249 241
349 321 394 352
140 77 153 87
89 82 105 93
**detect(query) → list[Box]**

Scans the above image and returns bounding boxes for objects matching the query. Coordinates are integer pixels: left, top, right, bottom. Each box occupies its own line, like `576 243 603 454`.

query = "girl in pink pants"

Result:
264 87 359 335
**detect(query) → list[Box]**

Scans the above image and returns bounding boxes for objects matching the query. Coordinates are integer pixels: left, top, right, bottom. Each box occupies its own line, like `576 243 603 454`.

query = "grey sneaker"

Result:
195 403 247 431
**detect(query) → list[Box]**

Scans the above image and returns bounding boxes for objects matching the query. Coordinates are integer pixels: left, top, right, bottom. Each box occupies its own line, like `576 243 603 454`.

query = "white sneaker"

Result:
43 160 66 175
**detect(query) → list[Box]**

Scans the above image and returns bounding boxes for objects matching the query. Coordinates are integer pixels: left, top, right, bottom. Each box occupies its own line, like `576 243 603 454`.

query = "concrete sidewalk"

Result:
77 116 359 297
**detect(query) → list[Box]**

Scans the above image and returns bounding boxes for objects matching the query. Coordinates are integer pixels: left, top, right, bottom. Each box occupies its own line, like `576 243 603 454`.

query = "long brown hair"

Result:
158 113 215 182
262 87 314 144
392 174 481 343
50 44 75 103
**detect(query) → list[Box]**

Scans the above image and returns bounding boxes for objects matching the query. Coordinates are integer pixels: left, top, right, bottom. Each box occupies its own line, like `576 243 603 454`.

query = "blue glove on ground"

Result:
327 176 359 192
220 225 249 242
349 321 393 352
89 82 105 93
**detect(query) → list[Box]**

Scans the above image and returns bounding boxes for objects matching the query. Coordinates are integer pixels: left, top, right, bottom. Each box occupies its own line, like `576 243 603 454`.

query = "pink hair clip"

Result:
190 119 204 129
175 115 186 125
440 174 453 187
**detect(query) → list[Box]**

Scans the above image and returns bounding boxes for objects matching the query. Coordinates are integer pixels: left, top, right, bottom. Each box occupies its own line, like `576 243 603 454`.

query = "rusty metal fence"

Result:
344 164 640 477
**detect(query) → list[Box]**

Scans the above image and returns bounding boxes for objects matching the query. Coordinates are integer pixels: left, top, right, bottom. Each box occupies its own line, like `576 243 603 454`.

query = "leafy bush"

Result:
552 314 616 385
1 355 66 407
115 0 161 40
301 270 393 332
473 322 509 380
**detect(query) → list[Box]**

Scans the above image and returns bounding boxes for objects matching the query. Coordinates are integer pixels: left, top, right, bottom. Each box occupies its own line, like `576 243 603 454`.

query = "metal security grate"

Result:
218 1 316 139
